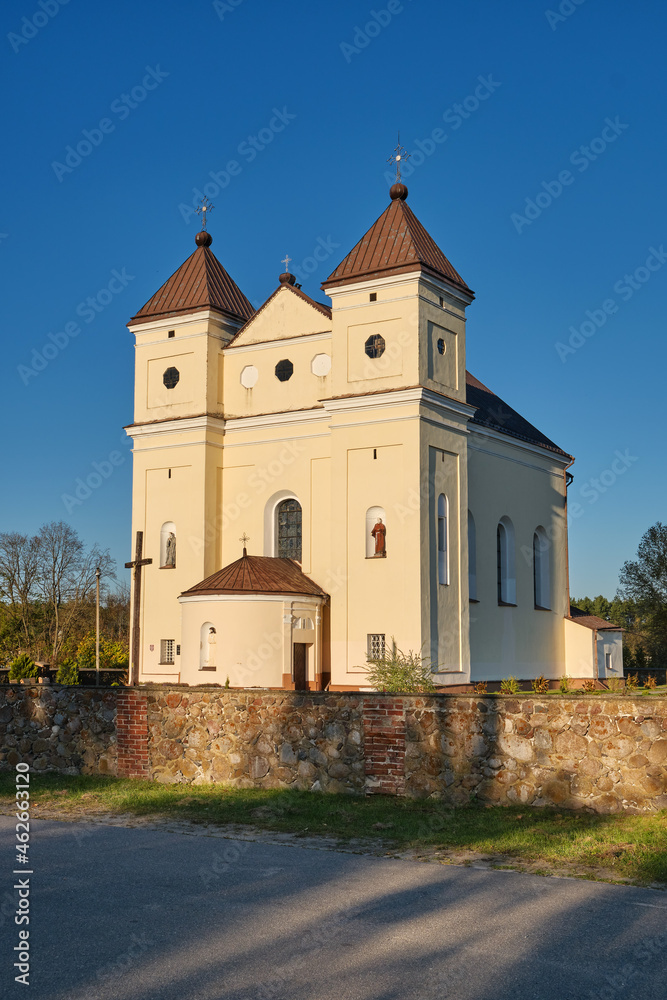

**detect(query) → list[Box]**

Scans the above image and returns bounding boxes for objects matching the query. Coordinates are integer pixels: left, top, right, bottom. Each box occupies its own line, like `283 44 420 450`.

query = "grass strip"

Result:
1 772 665 885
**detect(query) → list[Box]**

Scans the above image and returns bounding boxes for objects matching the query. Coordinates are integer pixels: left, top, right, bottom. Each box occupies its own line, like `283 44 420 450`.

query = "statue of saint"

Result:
207 627 216 665
165 532 176 567
371 518 386 557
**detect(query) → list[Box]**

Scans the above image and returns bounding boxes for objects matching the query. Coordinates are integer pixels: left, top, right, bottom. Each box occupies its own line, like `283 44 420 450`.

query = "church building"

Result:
125 179 622 689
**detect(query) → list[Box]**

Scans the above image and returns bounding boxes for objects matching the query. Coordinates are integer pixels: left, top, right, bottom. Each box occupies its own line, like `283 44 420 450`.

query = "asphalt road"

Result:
1 815 665 1000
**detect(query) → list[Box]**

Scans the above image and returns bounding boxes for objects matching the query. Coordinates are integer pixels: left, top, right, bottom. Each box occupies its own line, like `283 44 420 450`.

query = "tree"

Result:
34 521 115 666
8 653 38 681
618 521 667 664
74 632 128 672
0 532 41 652
0 522 118 666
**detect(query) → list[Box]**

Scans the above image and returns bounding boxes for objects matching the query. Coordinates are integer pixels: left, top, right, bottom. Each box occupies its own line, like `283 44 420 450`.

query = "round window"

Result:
365 334 385 359
275 360 293 382
437 338 446 355
163 367 180 389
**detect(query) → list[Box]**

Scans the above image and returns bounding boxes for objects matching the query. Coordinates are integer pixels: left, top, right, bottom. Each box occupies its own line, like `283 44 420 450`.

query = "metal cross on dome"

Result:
281 254 292 271
239 532 250 555
196 197 214 230
387 133 410 182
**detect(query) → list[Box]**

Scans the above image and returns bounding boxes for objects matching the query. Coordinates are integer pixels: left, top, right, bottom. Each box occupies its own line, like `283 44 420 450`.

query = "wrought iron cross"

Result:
387 133 410 182
281 254 292 271
239 532 250 555
196 197 214 230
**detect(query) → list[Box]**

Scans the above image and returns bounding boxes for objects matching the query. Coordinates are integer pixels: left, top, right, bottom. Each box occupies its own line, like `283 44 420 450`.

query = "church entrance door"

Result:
293 643 307 690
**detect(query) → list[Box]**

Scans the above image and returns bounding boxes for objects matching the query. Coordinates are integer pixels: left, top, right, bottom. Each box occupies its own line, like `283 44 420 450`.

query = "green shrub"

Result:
74 633 129 672
56 659 79 685
625 673 639 694
500 676 520 695
8 654 39 681
364 643 435 694
558 674 571 694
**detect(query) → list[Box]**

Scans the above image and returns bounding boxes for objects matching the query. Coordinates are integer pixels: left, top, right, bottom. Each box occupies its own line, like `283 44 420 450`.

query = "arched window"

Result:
468 510 477 599
365 506 386 558
497 516 516 605
160 522 176 568
199 621 216 670
437 494 449 584
533 526 550 609
276 498 302 561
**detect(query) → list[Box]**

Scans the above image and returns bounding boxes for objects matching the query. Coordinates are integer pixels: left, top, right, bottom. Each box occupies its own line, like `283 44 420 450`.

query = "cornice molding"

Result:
224 330 331 354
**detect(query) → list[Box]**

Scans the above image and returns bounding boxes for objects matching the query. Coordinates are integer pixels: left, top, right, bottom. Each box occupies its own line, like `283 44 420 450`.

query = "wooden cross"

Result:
281 254 292 271
125 530 153 686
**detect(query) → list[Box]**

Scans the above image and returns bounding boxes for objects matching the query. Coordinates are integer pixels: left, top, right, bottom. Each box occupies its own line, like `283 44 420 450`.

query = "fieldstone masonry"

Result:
1 686 666 813
0 685 116 775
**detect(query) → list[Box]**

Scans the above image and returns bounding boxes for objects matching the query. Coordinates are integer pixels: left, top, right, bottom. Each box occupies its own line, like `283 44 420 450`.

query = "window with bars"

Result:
160 639 175 665
367 633 386 660
276 498 302 561
364 334 385 358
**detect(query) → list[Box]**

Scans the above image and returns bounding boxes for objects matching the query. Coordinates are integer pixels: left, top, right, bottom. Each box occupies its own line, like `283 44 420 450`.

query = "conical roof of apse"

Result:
181 553 329 598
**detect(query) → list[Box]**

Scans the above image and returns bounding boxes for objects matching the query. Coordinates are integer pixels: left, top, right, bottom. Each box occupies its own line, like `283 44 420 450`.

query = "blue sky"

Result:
1 0 665 599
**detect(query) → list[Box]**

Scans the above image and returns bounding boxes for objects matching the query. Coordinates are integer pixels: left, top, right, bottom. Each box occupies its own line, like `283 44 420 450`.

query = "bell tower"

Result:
125 221 254 681
321 180 476 683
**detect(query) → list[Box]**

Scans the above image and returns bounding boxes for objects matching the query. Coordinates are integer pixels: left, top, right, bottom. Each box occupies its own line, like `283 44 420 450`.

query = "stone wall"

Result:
0 685 117 775
404 695 667 813
145 688 366 793
1 685 666 813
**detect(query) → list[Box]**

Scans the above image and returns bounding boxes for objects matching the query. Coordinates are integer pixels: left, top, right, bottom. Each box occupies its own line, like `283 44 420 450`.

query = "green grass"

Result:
1 772 666 885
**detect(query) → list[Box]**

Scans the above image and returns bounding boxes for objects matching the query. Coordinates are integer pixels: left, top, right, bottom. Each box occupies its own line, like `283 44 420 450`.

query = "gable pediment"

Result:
227 283 331 349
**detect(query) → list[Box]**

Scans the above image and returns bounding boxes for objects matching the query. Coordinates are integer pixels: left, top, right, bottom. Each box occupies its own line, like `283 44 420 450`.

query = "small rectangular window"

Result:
439 296 444 307
168 469 171 479
168 330 175 338
373 448 377 459
367 633 386 660
604 651 612 672
369 292 377 302
160 639 175 665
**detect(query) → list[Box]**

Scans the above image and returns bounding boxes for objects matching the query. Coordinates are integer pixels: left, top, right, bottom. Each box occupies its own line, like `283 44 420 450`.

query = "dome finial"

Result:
279 252 296 285
195 197 214 247
239 532 250 557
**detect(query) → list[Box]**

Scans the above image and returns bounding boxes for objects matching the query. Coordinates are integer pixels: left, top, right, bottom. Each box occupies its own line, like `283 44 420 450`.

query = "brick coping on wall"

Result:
4 682 666 704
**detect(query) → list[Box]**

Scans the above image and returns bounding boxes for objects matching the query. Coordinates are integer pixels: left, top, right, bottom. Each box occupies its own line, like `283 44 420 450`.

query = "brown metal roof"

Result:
567 606 622 630
181 553 329 598
323 198 472 294
130 245 255 325
466 372 572 460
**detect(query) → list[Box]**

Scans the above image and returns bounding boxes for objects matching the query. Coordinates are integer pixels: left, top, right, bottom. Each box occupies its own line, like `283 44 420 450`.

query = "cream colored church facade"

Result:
125 183 622 689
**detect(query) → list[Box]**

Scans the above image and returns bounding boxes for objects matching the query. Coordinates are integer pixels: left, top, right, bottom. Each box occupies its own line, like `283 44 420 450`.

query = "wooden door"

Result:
293 643 307 690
